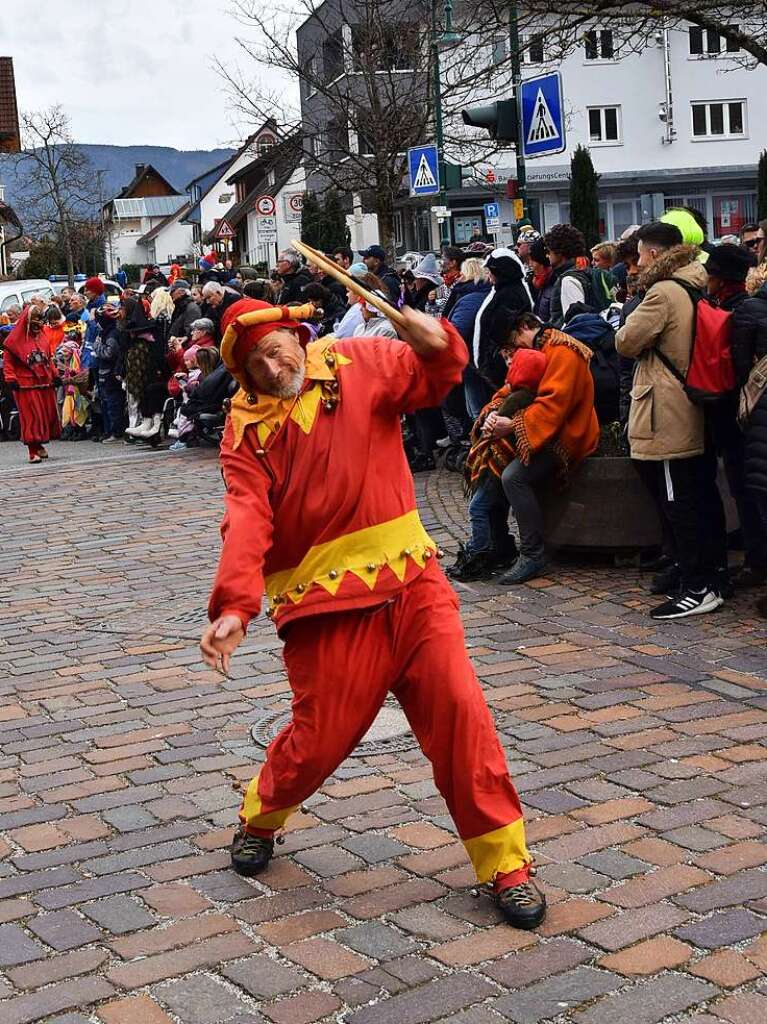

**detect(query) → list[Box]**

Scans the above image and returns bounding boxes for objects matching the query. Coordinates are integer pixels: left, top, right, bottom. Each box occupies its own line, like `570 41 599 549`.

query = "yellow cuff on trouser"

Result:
239 772 298 833
463 818 532 884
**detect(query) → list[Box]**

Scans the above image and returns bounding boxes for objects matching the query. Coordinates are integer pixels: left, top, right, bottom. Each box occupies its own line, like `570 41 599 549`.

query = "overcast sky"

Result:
2 0 295 150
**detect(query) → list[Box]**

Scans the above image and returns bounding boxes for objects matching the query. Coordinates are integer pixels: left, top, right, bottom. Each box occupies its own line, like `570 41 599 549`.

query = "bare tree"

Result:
15 107 95 286
217 0 506 251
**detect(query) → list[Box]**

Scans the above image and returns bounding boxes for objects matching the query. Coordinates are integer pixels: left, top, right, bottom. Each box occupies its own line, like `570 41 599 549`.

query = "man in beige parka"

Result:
616 221 726 621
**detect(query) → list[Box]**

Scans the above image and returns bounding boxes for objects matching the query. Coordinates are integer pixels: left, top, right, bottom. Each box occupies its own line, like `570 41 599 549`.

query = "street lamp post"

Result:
432 0 462 248
508 0 527 220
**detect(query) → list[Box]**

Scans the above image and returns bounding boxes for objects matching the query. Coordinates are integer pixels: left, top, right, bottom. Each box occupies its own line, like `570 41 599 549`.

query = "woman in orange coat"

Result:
485 312 599 584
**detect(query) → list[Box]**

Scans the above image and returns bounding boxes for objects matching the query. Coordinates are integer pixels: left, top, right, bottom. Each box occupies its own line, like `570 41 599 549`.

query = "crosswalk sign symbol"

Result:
408 145 441 196
527 88 560 145
520 72 566 159
413 154 438 190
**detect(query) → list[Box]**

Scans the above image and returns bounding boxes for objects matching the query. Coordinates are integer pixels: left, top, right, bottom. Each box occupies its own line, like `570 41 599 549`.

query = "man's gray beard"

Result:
271 367 306 400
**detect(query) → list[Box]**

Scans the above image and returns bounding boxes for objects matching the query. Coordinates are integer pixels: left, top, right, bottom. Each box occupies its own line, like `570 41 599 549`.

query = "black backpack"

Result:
564 310 620 424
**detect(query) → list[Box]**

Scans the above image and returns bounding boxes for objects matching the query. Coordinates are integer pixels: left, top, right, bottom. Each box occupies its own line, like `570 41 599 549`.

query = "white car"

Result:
0 279 54 313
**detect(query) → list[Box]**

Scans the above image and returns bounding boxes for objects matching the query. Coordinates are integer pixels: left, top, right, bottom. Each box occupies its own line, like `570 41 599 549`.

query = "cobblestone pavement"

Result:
1 444 767 1024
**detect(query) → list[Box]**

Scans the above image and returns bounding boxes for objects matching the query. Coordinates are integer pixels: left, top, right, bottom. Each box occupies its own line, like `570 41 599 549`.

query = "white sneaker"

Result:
650 588 723 620
435 436 452 448
167 427 179 439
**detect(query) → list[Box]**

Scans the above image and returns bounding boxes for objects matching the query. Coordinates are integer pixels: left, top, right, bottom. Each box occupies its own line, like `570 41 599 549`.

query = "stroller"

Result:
178 362 236 447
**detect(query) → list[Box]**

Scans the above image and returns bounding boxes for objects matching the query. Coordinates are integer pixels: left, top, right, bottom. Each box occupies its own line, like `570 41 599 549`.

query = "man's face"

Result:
517 241 531 260
637 240 663 269
190 328 206 344
69 296 85 312
245 329 306 399
334 252 351 270
61 288 73 301
277 259 293 277
206 290 223 308
363 255 380 273
758 229 767 263
547 248 565 269
741 229 760 255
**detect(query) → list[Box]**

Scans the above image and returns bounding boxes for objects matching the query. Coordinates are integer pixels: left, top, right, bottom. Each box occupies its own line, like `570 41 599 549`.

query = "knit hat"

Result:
220 299 315 390
506 348 547 391
705 243 754 282
84 276 105 295
412 253 443 287
349 262 368 279
529 238 549 268
484 247 525 283
169 279 191 294
660 209 705 248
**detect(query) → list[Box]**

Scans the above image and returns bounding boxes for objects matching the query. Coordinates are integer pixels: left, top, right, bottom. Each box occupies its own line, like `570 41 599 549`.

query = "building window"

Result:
522 35 544 64
492 36 507 65
393 211 404 248
356 130 375 157
305 55 318 96
323 30 344 83
588 105 621 144
689 25 740 56
691 100 746 139
712 194 756 238
584 29 614 61
257 133 276 158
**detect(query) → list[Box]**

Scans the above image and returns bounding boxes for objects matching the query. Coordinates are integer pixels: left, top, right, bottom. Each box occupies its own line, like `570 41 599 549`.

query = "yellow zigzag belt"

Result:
265 510 436 611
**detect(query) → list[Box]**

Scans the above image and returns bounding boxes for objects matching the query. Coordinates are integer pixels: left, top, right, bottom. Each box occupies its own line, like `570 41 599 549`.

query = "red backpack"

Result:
655 280 736 404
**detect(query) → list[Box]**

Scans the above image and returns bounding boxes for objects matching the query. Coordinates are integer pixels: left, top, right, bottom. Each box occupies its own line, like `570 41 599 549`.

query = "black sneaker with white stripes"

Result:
650 588 723 620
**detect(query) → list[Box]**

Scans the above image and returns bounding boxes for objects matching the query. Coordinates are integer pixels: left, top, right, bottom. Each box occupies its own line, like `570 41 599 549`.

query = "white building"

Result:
496 23 767 241
103 195 192 274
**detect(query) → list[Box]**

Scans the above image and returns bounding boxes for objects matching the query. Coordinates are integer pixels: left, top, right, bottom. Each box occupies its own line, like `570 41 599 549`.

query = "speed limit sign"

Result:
255 195 276 217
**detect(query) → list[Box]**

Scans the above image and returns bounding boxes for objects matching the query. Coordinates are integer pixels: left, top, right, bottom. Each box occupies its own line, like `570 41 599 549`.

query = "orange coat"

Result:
509 329 599 470
42 323 65 357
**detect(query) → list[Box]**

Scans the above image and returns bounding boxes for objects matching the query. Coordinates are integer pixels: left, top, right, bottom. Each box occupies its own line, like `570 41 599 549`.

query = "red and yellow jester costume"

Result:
208 299 534 887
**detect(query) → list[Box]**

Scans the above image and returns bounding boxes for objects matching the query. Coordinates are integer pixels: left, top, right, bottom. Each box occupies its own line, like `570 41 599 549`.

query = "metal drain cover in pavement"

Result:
251 699 416 757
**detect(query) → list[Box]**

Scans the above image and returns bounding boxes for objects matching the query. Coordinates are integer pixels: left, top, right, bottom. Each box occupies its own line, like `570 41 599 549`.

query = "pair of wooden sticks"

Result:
291 238 408 329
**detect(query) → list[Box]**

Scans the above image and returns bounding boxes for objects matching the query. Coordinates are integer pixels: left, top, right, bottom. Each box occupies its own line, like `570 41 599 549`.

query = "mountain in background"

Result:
0 143 237 210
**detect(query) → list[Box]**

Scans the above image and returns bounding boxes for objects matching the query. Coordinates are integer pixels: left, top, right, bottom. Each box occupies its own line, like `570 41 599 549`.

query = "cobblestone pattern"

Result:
0 449 766 1024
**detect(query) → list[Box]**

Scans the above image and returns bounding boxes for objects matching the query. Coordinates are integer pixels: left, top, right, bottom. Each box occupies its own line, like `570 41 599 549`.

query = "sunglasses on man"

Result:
744 238 761 249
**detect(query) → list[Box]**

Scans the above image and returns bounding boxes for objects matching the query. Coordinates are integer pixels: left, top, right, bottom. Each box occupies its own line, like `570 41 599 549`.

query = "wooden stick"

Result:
291 238 408 328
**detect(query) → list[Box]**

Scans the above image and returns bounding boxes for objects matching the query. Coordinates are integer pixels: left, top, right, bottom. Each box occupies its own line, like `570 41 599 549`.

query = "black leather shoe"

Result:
230 827 274 877
446 548 495 582
496 879 547 930
732 564 767 589
650 563 681 595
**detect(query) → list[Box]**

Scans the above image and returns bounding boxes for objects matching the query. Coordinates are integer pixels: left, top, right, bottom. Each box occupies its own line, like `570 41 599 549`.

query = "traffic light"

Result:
461 99 518 144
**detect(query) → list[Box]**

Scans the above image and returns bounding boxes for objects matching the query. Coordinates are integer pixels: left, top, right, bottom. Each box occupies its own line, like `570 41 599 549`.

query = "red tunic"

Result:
208 323 467 632
3 310 61 445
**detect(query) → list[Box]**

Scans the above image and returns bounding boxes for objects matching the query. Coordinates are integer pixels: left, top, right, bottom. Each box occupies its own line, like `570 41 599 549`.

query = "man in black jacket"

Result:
360 245 401 305
275 251 313 305
169 282 202 341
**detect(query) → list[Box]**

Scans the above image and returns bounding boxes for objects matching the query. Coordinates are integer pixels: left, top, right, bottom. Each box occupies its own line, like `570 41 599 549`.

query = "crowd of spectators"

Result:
2 216 766 620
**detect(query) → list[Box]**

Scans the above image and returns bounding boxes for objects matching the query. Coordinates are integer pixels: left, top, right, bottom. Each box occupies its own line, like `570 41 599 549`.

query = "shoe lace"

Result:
498 882 539 908
238 831 273 855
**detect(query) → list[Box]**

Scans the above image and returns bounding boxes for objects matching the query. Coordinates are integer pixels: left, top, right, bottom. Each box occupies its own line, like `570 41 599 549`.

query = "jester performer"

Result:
200 296 546 929
2 305 61 464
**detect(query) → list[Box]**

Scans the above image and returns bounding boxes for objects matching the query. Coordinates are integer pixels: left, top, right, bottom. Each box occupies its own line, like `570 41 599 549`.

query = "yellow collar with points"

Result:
228 337 352 450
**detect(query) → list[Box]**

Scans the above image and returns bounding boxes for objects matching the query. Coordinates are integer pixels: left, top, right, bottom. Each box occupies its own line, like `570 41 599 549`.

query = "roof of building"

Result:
0 57 20 152
116 163 180 199
111 196 189 219
184 156 236 192
202 167 295 244
137 201 191 245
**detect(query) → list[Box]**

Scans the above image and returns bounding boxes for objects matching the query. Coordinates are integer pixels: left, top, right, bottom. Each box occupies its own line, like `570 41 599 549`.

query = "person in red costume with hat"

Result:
200 298 546 929
3 305 61 463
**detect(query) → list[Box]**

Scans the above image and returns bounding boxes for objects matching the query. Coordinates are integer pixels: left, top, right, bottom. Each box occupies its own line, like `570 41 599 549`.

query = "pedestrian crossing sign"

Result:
520 72 566 158
408 145 441 196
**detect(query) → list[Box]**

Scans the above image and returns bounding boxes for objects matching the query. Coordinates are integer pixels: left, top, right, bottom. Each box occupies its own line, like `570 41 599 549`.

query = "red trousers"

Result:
240 563 532 883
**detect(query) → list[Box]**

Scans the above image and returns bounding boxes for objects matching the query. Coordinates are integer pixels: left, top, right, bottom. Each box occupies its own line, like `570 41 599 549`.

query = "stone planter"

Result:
540 456 737 550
